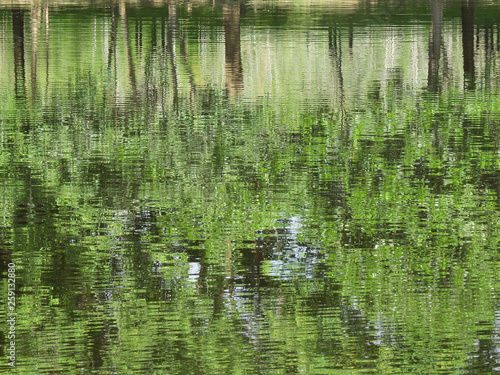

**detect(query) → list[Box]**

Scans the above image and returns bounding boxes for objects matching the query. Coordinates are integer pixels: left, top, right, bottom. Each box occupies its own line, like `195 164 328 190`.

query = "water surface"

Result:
1 0 500 373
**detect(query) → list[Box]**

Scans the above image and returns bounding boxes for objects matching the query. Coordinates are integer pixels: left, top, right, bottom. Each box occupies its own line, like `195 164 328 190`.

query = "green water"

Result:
1 0 500 373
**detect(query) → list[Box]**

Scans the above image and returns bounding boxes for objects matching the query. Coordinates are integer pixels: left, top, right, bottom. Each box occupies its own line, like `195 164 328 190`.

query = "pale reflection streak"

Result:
119 0 138 98
30 3 41 100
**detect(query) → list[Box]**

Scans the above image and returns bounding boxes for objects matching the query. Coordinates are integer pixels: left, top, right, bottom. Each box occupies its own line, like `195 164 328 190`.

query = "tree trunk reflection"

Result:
462 0 475 89
13 9 26 102
223 1 243 97
119 0 138 99
428 0 443 92
167 3 179 105
30 4 42 100
12 8 29 133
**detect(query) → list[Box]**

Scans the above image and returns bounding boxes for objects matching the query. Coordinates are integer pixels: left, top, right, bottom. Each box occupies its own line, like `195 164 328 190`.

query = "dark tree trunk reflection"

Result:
44 3 50 97
428 0 443 92
12 8 30 133
328 26 349 139
167 3 179 105
12 9 26 102
462 0 475 89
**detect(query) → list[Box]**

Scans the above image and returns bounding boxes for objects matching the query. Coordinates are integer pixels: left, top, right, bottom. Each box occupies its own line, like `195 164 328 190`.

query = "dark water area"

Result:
1 0 500 373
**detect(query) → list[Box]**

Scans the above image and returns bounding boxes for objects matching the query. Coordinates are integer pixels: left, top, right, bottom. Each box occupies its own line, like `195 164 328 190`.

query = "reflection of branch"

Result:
119 0 138 98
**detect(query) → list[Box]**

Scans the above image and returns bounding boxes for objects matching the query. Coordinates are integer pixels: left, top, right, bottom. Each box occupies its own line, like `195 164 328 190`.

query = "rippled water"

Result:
1 0 500 373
